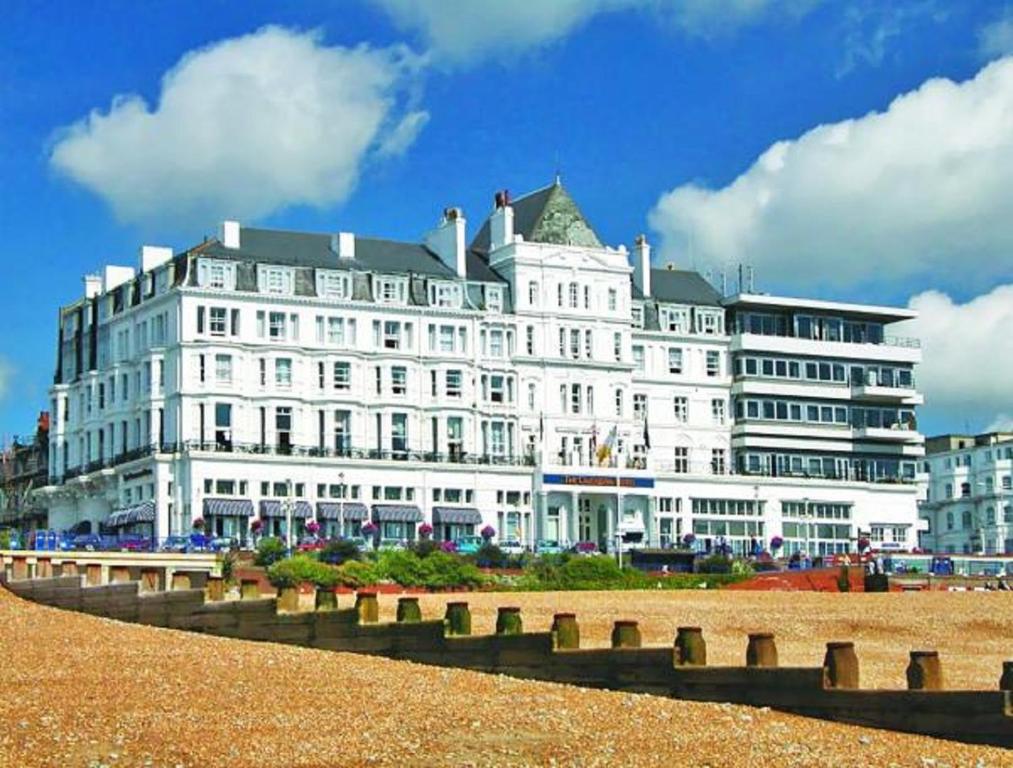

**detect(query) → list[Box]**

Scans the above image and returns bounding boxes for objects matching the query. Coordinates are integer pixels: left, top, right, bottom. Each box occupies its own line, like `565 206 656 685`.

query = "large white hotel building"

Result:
40 181 926 555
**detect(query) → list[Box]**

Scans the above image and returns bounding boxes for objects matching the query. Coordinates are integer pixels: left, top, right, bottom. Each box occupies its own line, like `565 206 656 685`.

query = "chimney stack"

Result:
83 274 102 298
489 190 514 251
220 220 241 249
425 207 467 278
331 231 355 260
140 245 173 273
632 234 651 298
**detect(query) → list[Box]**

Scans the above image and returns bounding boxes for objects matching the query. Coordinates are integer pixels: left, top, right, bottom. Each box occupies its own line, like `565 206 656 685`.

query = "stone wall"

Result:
4 576 1011 748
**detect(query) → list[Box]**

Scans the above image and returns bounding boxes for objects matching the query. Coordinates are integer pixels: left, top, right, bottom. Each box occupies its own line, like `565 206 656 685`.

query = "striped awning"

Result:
203 498 254 518
316 502 369 521
432 506 483 525
107 500 156 527
372 504 423 523
259 499 312 519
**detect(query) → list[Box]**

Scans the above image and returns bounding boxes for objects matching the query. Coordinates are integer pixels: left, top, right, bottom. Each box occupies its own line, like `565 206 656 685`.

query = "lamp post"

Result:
802 496 810 566
283 479 294 555
338 471 345 540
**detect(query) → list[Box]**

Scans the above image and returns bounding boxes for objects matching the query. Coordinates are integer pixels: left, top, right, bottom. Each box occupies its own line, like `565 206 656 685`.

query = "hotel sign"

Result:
542 474 654 489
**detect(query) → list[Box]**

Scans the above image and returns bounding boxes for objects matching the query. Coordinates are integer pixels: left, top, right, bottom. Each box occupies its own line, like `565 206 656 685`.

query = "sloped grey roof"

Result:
465 250 506 283
471 180 603 254
647 268 721 306
201 227 455 278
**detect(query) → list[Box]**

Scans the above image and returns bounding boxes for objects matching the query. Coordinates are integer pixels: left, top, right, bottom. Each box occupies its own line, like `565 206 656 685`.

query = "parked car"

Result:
296 536 324 552
188 533 211 552
118 535 152 552
72 534 104 551
453 535 484 555
207 537 238 553
499 539 526 556
535 539 564 555
160 535 191 553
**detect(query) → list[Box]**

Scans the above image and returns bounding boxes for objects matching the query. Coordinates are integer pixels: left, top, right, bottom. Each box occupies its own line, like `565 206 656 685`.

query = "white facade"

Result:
39 181 925 555
919 434 1013 555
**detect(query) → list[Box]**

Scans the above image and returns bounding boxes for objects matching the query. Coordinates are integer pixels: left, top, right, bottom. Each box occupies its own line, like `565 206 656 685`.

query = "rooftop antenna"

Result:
747 266 755 293
720 269 727 296
737 263 744 294
553 150 561 185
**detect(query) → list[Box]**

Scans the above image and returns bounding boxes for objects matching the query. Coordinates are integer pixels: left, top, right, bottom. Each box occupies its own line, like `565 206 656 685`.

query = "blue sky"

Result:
1 0 1011 440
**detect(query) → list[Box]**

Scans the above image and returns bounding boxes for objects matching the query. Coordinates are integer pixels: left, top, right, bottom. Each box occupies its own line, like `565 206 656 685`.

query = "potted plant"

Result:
682 533 696 550
769 535 784 554
192 517 206 532
441 540 459 553
250 518 264 535
305 519 321 537
418 523 434 540
480 525 496 541
575 540 597 554
857 536 871 553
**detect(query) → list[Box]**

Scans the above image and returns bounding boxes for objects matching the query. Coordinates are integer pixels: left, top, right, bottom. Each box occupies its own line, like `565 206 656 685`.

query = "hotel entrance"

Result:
537 472 655 552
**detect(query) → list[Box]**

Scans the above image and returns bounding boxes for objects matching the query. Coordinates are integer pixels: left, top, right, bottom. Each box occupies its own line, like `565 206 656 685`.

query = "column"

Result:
609 493 620 553
536 492 547 546
569 491 579 546
644 495 655 548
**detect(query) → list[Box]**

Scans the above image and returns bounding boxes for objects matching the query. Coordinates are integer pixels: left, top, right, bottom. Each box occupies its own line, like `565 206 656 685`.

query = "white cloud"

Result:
897 285 1013 429
986 414 1013 432
649 56 1013 295
373 0 818 64
979 8 1013 61
49 26 428 224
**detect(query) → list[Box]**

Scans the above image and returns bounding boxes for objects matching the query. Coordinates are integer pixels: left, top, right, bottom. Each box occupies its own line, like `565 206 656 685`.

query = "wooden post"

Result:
551 613 580 649
746 632 778 668
496 606 523 635
240 579 261 600
823 641 860 689
445 601 471 636
355 590 379 623
140 568 161 593
611 620 641 648
37 558 53 578
675 626 707 666
85 564 102 586
396 596 422 623
205 576 225 602
906 650 942 690
171 572 192 591
12 557 28 580
1000 661 1013 691
62 561 79 578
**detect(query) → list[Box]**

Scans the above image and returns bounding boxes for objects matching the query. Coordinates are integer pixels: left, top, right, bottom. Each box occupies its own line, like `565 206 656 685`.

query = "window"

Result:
583 285 590 309
633 393 647 421
275 407 292 453
376 278 407 304
438 325 456 353
258 359 266 387
631 306 644 328
391 366 407 395
209 307 227 336
268 312 286 340
528 281 538 306
569 329 580 359
215 354 232 384
490 375 506 403
668 348 683 374
661 308 688 333
275 358 292 387
673 397 688 423
569 282 579 308
486 287 503 312
673 447 689 473
632 345 645 372
391 413 408 454
332 362 352 391
711 449 726 475
383 321 402 350
607 288 617 312
614 388 623 417
446 370 462 398
584 329 592 358
706 351 720 377
489 329 504 357
960 482 971 498
259 266 293 295
613 332 622 361
570 383 582 414
317 270 350 299
430 282 461 307
526 326 535 355
697 311 722 335
528 382 536 410
711 399 726 425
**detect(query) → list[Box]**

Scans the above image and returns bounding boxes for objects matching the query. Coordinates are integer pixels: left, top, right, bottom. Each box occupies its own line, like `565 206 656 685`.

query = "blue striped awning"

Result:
316 501 369 521
431 506 483 525
372 504 423 523
203 498 254 518
107 500 156 527
259 499 312 519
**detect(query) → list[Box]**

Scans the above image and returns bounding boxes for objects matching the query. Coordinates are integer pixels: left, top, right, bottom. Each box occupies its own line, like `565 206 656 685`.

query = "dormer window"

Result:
257 265 294 295
197 259 236 291
375 276 407 305
429 281 461 308
486 286 503 313
631 305 644 329
695 309 724 335
317 270 351 300
660 307 689 333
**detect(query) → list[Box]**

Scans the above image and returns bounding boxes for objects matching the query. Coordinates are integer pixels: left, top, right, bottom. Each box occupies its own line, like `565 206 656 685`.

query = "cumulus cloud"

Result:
986 414 1013 432
897 285 1013 430
49 26 428 224
979 8 1013 61
648 56 1013 295
373 0 818 64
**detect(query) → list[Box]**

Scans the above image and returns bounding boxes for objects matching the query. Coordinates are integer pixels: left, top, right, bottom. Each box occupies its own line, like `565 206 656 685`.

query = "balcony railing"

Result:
180 440 538 468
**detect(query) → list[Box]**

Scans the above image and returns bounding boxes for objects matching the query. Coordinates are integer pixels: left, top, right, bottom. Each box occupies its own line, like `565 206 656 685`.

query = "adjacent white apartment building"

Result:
918 432 1013 555
39 180 926 555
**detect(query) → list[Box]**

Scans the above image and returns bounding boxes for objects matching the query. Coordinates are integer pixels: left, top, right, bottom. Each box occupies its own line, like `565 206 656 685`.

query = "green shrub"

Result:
375 549 426 586
696 555 732 574
475 543 506 568
336 559 380 588
266 556 339 589
410 539 441 558
0 530 10 550
254 537 287 567
319 539 362 565
372 549 485 590
730 559 754 577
